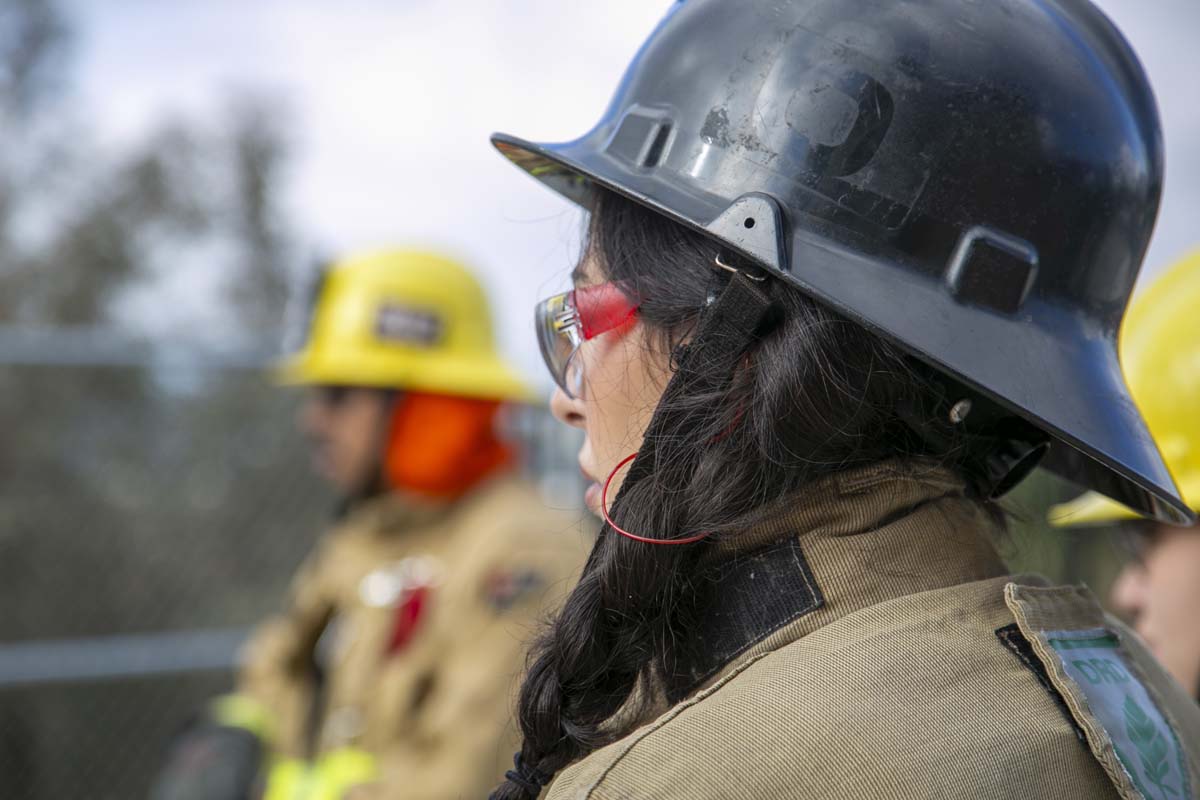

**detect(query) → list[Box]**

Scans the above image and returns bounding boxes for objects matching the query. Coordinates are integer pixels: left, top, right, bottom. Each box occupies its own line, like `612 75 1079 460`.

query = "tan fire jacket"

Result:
237 474 589 799
546 461 1200 800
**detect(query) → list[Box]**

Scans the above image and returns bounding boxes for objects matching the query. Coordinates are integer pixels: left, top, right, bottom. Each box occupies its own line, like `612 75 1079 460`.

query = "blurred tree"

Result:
0 3 331 798
226 97 293 339
0 0 69 305
0 95 315 638
0 0 68 119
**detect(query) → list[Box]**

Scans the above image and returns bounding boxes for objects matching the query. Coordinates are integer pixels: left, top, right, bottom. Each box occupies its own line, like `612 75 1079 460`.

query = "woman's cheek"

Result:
581 324 673 476
584 367 636 468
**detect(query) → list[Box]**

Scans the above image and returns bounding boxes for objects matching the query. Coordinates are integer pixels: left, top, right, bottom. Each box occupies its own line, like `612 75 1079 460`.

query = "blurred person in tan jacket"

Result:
1052 250 1200 701
151 249 587 800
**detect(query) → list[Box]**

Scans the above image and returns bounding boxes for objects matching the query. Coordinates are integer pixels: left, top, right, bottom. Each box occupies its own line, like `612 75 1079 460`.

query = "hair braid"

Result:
490 189 996 799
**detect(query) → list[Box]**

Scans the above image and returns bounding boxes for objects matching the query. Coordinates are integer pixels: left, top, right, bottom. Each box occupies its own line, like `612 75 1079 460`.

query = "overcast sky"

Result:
64 0 1200 390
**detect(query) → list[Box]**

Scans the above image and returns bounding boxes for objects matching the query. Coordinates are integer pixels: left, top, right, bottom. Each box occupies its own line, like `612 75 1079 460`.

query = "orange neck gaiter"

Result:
383 392 514 501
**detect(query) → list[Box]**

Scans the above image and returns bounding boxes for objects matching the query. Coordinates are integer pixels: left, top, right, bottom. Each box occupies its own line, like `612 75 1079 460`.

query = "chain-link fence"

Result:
0 336 1136 800
0 340 583 800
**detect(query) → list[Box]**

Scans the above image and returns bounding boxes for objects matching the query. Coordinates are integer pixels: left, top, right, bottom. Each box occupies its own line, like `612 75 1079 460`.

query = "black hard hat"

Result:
493 0 1192 525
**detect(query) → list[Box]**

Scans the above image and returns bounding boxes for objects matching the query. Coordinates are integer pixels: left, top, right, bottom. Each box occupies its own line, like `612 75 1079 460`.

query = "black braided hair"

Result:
490 189 998 799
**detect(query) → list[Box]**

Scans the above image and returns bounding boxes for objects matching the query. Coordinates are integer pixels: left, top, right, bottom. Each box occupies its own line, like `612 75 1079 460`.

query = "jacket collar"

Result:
340 472 530 540
667 459 1007 700
338 490 444 534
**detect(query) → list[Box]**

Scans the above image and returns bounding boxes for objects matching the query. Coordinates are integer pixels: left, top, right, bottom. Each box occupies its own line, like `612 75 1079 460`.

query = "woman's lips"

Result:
580 461 602 517
584 481 603 517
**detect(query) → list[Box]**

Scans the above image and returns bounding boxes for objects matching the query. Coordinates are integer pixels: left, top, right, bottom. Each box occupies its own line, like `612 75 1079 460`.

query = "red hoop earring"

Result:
602 453 709 546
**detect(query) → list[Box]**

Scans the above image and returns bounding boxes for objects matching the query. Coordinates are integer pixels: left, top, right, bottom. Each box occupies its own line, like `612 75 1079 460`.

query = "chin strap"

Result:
895 390 1049 501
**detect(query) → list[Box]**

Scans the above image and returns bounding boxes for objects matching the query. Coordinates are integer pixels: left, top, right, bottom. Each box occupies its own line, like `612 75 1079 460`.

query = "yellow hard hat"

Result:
1050 249 1200 526
278 249 534 402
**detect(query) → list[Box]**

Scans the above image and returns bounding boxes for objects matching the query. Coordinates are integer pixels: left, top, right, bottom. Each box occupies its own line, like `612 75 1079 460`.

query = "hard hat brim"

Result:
1050 469 1200 528
275 350 538 404
491 131 1193 526
1048 492 1141 528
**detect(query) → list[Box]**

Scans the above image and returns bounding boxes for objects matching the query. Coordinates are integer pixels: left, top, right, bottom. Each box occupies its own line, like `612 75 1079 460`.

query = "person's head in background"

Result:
1108 520 1200 696
280 249 533 505
300 384 391 497
1052 249 1200 698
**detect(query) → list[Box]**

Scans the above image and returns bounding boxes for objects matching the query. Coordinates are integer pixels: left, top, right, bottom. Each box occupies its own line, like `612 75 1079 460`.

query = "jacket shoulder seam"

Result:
581 653 771 797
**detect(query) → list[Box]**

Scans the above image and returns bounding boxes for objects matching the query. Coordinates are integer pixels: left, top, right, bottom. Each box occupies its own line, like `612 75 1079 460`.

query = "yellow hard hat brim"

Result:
1047 491 1141 527
278 249 541 404
1050 470 1200 528
275 350 538 404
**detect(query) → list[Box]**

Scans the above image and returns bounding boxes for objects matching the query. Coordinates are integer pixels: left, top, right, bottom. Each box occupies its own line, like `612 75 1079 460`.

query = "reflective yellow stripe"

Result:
261 749 379 800
210 693 273 743
264 758 314 800
310 747 379 800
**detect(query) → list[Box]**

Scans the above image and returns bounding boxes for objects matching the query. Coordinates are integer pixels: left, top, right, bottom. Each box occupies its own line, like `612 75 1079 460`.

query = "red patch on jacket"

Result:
387 585 430 654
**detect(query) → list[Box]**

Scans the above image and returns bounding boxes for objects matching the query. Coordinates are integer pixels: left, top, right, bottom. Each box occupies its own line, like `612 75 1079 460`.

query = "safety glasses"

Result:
534 282 640 398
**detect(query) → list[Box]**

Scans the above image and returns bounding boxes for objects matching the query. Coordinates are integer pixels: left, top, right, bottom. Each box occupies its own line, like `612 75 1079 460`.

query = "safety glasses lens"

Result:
535 291 581 396
534 282 638 399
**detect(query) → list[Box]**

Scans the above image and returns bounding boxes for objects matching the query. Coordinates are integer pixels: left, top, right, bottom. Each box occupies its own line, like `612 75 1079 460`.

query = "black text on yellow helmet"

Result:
279 249 533 402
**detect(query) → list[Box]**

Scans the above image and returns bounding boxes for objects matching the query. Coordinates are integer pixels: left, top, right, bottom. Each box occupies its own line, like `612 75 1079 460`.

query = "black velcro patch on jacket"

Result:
995 623 1086 744
668 537 823 702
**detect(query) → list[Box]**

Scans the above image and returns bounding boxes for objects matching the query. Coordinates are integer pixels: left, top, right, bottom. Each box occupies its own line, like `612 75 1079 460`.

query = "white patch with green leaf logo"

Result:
1048 629 1190 800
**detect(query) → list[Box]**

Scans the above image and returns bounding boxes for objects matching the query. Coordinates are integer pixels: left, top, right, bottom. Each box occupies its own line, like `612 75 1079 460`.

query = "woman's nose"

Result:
549 386 586 430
